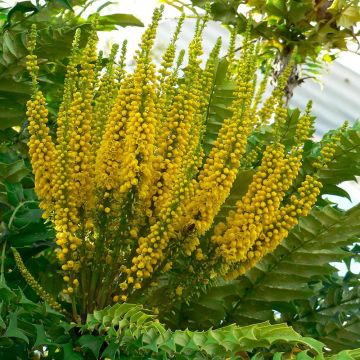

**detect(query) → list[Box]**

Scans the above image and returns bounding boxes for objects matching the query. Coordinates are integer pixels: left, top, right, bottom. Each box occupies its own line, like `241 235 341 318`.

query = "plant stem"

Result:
80 267 88 319
0 241 6 284
71 296 80 323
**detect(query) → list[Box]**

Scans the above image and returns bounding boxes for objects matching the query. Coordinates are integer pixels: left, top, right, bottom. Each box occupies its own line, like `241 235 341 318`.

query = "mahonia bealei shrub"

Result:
22 8 345 320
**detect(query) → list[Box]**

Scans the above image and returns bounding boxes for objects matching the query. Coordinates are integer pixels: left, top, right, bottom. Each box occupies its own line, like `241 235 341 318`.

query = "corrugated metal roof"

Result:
291 60 360 136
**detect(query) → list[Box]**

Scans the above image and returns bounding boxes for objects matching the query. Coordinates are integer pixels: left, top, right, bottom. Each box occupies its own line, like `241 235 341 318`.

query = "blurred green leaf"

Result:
4 181 24 207
336 5 360 28
54 0 73 11
0 159 29 183
96 1 115 13
5 1 38 26
265 0 286 17
287 0 314 23
95 13 144 28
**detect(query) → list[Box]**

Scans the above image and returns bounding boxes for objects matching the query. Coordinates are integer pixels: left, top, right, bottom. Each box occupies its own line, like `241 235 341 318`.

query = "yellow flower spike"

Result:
294 101 314 145
26 91 56 215
12 248 65 313
155 49 185 167
213 143 287 264
184 42 258 236
95 76 137 195
226 25 237 78
231 174 323 278
56 28 81 148
155 16 186 156
224 111 321 277
92 43 119 152
256 58 293 129
26 24 39 89
314 120 348 170
116 39 128 84
26 27 56 216
50 31 83 280
151 17 207 218
158 13 185 84
118 6 163 193
252 65 270 117
66 27 98 211
173 39 223 223
200 37 222 122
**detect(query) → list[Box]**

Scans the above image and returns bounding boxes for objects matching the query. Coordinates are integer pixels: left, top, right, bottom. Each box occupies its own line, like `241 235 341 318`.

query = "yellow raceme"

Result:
24 9 344 317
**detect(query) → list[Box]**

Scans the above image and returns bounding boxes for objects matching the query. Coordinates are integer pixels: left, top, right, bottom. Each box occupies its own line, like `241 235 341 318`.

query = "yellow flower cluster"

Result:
212 102 318 278
226 174 322 279
92 43 121 152
26 92 56 214
187 46 257 234
314 121 348 169
25 9 342 316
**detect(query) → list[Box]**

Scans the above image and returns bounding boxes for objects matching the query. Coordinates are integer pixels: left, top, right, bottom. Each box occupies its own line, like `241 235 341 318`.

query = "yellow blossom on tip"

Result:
175 286 183 296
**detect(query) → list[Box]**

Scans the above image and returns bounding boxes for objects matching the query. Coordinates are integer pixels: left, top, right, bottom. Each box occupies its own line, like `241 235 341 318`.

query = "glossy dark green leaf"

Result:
9 229 54 247
4 181 24 206
0 159 29 183
3 31 22 58
12 208 42 228
0 281 17 302
0 107 25 129
84 303 328 358
321 184 352 201
78 334 105 359
33 324 51 347
61 342 84 360
6 1 38 24
3 312 29 344
101 340 120 359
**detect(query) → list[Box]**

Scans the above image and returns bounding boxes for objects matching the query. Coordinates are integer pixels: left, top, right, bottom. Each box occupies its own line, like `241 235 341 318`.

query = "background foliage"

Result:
166 0 360 59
